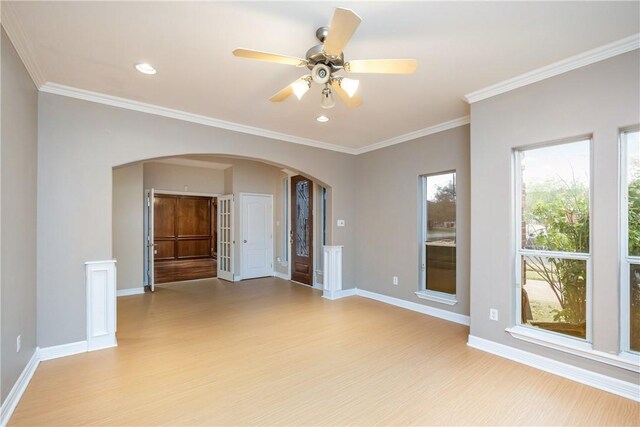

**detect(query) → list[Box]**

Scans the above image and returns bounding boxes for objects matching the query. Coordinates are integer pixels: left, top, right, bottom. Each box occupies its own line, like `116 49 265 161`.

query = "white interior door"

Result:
241 194 273 280
217 194 234 282
144 188 155 292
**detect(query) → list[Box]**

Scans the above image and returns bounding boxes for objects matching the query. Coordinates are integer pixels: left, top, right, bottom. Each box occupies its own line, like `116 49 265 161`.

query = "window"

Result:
515 139 591 341
622 129 640 354
417 172 457 304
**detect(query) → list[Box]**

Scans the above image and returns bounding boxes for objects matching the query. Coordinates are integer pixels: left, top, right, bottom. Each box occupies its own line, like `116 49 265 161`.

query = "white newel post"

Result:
323 245 343 300
85 260 118 351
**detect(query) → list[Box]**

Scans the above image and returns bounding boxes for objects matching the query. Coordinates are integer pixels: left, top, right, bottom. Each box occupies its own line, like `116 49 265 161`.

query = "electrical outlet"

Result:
392 276 398 285
489 309 499 321
16 335 21 353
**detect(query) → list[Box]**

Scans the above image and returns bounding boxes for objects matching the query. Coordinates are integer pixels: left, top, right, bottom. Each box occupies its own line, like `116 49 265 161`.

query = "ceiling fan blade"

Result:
269 86 293 102
269 76 311 102
323 8 362 58
331 80 363 108
345 59 417 74
233 48 307 67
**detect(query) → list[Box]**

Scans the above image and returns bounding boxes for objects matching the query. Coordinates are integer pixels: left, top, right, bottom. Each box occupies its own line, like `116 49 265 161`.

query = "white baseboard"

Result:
39 341 88 361
323 288 357 300
467 335 640 402
0 348 40 427
355 289 470 326
117 287 145 297
273 271 290 280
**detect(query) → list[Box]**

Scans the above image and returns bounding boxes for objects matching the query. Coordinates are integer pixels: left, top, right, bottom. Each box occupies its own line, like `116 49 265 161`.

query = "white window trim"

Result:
415 290 457 305
513 138 594 349
418 171 458 304
506 325 639 372
620 127 640 357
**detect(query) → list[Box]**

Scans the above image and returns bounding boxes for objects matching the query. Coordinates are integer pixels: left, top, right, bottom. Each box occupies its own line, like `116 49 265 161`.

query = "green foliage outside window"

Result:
524 180 588 333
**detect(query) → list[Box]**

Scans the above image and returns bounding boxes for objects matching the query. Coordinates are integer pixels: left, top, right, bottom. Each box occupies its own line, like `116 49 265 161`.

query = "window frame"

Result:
416 170 458 305
511 136 594 347
620 126 640 358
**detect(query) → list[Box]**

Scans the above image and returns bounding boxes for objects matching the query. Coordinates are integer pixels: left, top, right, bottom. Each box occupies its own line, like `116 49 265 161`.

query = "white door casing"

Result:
217 194 234 282
144 188 155 292
241 193 273 280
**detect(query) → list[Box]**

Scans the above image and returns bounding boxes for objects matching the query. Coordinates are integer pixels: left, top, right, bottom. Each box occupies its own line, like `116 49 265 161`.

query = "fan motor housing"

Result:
311 63 331 84
305 43 344 71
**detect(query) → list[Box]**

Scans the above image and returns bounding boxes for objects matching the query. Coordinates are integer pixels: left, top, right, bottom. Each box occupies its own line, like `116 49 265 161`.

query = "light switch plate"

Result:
337 219 345 227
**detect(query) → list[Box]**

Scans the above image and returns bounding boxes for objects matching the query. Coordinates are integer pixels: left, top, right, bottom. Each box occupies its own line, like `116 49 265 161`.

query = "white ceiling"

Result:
4 1 639 149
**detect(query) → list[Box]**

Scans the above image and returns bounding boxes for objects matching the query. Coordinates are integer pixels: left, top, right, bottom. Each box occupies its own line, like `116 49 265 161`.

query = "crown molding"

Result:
1 3 46 88
354 116 470 155
40 82 470 155
464 33 640 104
39 82 360 155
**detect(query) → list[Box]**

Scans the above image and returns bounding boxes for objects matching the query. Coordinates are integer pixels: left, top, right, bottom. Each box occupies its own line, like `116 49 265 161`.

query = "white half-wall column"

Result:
323 246 343 300
85 260 118 351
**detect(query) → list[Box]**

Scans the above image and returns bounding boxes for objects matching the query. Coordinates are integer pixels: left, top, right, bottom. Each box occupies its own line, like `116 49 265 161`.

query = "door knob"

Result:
243 240 247 243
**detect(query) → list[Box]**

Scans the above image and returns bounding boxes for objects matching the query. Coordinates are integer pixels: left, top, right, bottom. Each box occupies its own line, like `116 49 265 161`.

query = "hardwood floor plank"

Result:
9 278 639 425
154 258 216 283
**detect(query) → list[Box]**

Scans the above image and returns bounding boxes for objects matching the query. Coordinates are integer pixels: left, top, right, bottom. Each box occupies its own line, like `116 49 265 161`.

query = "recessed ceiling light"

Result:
316 115 329 123
135 63 157 75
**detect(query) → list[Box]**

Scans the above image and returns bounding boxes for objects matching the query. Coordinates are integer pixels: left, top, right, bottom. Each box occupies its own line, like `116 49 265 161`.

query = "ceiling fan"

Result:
232 7 417 110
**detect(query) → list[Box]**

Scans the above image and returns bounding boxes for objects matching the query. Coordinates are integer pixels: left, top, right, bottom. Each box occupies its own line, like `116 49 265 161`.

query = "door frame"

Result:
289 176 315 286
143 188 220 289
239 192 274 280
282 177 328 288
144 188 155 291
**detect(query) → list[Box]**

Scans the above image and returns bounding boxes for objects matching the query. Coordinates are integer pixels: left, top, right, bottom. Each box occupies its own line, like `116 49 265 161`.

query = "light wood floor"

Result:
10 278 639 426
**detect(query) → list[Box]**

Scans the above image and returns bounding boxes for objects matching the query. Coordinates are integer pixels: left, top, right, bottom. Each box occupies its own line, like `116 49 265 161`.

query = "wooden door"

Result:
154 195 178 260
291 176 313 285
176 196 212 259
153 194 214 260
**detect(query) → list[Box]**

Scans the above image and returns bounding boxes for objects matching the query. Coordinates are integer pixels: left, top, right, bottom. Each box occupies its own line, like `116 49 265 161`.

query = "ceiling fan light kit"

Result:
232 7 417 111
320 86 336 109
291 78 311 100
338 77 359 98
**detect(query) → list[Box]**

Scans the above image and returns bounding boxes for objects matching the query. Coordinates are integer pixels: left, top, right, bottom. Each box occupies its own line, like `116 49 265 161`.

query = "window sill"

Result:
415 290 457 305
506 325 640 373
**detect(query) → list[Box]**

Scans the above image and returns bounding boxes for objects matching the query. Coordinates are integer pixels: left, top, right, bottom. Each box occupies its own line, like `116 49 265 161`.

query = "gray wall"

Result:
143 162 225 194
355 125 470 317
274 171 289 276
113 158 287 289
1 28 38 402
225 159 282 278
112 163 143 291
37 93 357 347
470 51 640 383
